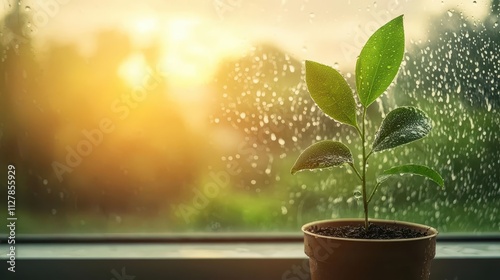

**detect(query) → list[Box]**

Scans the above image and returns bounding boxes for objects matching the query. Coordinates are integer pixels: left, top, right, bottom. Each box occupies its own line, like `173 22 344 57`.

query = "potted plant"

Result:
291 15 444 280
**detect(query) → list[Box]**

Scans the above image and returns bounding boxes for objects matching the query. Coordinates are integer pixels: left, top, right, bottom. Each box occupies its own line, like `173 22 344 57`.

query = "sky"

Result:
4 0 491 56
1 0 492 89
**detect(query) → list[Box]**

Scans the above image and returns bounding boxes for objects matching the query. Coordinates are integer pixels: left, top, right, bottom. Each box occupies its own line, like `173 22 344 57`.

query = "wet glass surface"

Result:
0 0 498 233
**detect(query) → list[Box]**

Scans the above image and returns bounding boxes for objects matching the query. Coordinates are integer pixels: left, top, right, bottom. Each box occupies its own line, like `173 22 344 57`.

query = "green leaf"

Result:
355 15 405 107
291 140 353 175
305 60 358 128
377 164 444 188
372 106 432 152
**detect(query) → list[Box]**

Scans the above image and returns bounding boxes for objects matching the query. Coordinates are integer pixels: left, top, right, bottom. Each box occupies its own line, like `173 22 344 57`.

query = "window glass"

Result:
1 0 498 233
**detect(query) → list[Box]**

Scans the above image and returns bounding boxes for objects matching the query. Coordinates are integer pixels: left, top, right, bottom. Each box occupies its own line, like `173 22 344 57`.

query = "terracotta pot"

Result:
302 219 438 280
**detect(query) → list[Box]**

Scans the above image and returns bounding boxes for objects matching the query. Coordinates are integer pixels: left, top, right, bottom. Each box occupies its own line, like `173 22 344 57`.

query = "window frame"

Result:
1 235 499 280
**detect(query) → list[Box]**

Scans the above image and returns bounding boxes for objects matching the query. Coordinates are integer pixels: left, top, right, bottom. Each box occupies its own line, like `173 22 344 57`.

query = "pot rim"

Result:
302 218 438 242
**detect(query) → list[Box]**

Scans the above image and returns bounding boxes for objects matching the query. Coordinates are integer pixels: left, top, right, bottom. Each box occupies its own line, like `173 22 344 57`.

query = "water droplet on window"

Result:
353 191 362 200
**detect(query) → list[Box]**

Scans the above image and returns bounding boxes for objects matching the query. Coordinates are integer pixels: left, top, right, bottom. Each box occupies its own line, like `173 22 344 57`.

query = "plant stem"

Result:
366 150 373 160
355 126 363 137
361 108 369 231
349 163 363 181
367 182 381 204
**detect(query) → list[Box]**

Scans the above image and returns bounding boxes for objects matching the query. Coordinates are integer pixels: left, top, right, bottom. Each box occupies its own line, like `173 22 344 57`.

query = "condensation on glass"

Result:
0 0 498 233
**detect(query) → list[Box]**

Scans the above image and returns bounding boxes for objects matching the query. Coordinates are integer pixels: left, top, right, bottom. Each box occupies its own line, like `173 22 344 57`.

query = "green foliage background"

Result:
0 4 498 234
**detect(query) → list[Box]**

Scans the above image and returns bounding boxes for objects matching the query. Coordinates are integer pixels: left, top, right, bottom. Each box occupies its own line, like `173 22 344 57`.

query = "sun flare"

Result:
117 53 150 88
159 17 248 87
121 16 249 91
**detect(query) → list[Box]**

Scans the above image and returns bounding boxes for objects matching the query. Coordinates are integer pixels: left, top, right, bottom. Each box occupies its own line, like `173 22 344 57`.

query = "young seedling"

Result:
291 15 444 231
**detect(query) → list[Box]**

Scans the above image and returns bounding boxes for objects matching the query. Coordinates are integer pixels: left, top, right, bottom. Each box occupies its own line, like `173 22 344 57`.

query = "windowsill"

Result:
2 241 500 259
1 238 499 280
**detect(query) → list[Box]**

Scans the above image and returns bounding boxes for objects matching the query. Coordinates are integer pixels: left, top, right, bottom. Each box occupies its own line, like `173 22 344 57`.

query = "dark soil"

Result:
308 223 430 239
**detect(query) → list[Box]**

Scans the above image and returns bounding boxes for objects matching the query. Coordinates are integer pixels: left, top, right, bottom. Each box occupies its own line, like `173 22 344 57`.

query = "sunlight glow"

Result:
158 17 248 88
134 17 158 34
127 16 160 48
117 53 150 87
167 18 198 43
158 18 210 86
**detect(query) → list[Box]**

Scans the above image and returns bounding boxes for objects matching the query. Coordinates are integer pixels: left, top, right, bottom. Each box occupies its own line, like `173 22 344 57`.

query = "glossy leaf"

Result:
291 140 353 175
372 106 432 152
356 15 405 107
377 164 444 188
305 60 358 128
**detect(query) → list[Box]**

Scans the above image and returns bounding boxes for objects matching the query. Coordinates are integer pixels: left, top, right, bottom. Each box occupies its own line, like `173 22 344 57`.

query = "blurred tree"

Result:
493 0 499 15
395 1 499 111
1 6 204 232
211 44 304 190
210 43 360 191
0 4 64 218
391 1 499 229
